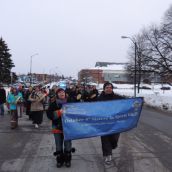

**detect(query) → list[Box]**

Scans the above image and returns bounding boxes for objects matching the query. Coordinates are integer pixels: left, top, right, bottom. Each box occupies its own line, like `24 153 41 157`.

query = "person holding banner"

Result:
46 88 73 168
98 82 125 165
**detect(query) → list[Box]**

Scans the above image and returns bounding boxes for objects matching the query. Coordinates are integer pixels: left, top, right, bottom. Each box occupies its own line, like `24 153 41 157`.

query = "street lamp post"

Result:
121 36 137 97
30 53 38 85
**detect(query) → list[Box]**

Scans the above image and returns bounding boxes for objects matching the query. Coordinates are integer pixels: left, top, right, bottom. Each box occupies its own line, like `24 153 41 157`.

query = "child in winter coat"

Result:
46 88 73 168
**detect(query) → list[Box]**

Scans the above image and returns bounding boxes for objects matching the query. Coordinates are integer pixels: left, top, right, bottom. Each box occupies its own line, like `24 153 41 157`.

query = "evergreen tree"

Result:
0 37 15 84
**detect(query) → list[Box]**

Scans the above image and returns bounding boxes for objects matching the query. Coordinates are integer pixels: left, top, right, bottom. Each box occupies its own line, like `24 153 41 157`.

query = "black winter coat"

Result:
0 88 6 104
46 99 63 132
98 91 124 101
98 91 125 151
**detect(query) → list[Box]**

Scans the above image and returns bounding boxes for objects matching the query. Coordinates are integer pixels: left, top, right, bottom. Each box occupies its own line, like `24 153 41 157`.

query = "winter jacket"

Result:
98 91 124 101
7 92 23 110
0 88 6 104
46 99 67 134
98 91 125 151
88 89 99 102
29 91 46 111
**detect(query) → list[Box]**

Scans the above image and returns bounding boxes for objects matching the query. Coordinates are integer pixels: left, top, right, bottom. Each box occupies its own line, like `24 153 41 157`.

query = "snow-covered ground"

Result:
98 83 172 112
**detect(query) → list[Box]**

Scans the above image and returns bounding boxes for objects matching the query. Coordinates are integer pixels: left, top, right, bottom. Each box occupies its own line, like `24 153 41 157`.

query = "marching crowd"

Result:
0 82 124 168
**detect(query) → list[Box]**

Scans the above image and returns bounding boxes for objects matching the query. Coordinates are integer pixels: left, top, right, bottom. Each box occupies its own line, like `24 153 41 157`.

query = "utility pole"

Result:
30 53 38 85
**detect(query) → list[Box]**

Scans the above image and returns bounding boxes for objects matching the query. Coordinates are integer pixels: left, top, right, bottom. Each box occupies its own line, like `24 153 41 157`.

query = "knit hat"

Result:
56 88 65 94
103 82 114 90
49 91 56 98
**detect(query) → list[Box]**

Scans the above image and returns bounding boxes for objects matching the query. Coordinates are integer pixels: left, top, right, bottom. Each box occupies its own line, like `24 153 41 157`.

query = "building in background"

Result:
78 62 129 84
78 69 104 84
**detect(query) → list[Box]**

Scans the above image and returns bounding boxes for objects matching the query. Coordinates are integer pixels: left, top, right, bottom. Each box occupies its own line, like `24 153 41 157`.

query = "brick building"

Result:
78 69 104 84
78 62 129 84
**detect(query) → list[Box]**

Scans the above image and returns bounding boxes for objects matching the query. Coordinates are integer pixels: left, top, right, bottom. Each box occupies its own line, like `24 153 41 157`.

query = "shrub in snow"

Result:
162 104 169 110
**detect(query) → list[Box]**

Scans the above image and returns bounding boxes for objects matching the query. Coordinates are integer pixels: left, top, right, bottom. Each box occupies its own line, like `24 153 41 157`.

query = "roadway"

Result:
0 106 172 172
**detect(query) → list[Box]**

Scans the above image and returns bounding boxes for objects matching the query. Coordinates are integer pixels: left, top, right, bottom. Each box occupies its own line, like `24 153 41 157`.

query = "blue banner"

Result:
62 97 143 140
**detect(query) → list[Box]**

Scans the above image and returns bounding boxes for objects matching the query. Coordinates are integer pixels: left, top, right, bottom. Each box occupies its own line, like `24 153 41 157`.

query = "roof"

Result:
92 64 126 71
95 62 128 67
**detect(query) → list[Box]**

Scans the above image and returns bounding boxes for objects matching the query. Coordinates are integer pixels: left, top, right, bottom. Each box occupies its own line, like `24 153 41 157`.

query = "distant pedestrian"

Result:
17 85 24 118
29 85 47 128
41 87 49 111
81 85 90 102
88 85 99 102
98 82 125 165
25 86 33 120
0 84 6 117
7 87 22 129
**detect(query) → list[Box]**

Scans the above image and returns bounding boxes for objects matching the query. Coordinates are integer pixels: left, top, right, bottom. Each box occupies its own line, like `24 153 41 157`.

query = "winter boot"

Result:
55 151 64 168
11 120 17 129
64 151 72 167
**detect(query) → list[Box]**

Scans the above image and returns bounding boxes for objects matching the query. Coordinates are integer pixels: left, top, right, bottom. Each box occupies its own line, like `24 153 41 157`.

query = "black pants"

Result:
31 111 43 124
101 133 120 156
26 103 31 116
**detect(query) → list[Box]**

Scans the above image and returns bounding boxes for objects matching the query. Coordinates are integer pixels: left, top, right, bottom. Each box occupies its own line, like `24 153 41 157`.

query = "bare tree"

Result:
125 33 152 92
162 4 172 36
141 25 172 81
125 4 172 85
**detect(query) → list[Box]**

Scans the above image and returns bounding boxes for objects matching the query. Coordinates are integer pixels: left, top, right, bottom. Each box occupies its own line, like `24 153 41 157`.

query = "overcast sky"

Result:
0 0 172 78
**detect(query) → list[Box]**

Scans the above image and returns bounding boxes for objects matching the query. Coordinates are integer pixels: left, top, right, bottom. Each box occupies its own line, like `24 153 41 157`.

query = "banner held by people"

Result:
62 97 143 140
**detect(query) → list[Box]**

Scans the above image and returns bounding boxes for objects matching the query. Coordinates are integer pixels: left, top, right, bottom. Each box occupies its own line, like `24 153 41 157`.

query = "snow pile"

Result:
97 83 172 112
114 84 172 112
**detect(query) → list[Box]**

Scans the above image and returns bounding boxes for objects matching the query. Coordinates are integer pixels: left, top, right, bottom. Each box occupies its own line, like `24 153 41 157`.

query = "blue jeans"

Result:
0 104 4 116
54 133 72 152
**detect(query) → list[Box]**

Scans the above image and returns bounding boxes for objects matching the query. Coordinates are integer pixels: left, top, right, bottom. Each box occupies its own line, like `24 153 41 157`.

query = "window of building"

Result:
114 74 120 78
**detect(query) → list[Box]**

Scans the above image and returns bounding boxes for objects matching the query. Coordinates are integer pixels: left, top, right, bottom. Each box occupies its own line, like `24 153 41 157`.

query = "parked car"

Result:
160 86 171 90
139 86 151 90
